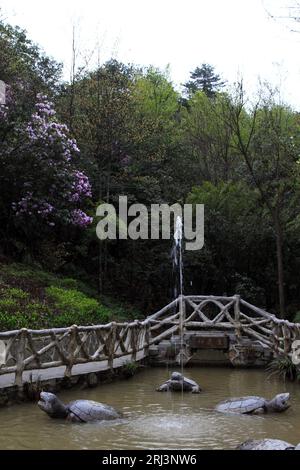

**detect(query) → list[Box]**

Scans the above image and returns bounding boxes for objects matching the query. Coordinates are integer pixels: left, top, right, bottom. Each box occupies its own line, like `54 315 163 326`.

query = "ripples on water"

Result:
0 367 299 449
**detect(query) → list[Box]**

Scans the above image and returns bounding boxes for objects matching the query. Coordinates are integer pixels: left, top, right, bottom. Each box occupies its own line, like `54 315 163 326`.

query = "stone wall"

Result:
148 331 274 368
0 361 146 407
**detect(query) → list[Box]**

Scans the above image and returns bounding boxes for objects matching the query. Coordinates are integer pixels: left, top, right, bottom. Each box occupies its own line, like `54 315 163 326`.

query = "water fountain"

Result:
173 215 183 299
172 216 190 368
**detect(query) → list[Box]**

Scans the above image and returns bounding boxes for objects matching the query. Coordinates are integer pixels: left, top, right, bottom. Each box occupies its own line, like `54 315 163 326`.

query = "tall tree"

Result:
0 20 62 106
184 64 226 98
59 60 136 293
224 83 300 317
180 91 236 184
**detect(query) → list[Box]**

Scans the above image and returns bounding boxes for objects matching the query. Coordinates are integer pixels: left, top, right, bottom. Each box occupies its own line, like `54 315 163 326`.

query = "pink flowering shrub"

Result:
71 209 93 227
25 95 80 161
1 93 92 231
69 171 92 202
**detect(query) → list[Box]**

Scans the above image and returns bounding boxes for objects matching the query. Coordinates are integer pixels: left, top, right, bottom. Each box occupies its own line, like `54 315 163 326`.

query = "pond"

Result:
0 367 299 450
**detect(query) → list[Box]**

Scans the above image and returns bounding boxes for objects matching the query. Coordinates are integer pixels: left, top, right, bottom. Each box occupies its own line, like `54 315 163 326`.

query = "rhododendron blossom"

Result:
26 94 80 162
71 209 93 227
9 94 93 228
69 171 92 202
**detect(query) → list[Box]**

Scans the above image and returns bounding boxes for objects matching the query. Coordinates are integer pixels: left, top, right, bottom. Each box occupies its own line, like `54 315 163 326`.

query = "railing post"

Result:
234 295 241 339
108 322 117 369
283 324 292 354
234 295 240 322
144 322 150 358
179 294 186 339
65 325 77 378
272 322 280 356
15 328 27 389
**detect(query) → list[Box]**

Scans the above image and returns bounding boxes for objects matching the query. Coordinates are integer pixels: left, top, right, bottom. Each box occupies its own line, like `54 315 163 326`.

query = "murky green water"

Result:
0 367 299 449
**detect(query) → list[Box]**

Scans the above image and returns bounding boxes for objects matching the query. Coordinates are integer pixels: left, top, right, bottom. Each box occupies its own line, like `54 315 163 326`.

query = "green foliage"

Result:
134 67 179 121
122 361 139 378
294 311 300 323
1 13 300 320
188 181 258 219
267 355 300 382
184 63 226 98
0 19 62 100
180 92 237 183
234 275 266 306
186 181 269 301
0 263 139 330
46 286 107 326
0 286 47 329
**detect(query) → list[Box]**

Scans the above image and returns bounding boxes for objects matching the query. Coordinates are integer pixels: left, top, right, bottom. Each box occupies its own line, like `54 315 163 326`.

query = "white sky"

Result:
2 0 300 108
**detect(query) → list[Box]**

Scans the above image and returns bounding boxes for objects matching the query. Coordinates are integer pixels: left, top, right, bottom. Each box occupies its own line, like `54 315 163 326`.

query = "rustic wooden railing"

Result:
0 298 180 388
151 295 300 357
0 321 147 388
0 295 299 387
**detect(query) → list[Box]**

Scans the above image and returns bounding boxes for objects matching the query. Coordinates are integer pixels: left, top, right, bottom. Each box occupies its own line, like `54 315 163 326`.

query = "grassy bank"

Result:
0 263 140 330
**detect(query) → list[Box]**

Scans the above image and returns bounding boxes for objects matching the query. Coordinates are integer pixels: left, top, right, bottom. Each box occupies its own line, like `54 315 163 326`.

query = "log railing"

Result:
0 295 299 387
0 321 150 387
147 295 300 358
0 298 180 388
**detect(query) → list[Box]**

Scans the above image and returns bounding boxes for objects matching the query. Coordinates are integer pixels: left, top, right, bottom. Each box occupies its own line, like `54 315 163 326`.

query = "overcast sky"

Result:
2 0 300 107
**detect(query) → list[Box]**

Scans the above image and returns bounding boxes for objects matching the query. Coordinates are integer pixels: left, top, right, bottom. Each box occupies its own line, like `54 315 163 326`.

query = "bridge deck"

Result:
0 351 145 389
0 295 298 399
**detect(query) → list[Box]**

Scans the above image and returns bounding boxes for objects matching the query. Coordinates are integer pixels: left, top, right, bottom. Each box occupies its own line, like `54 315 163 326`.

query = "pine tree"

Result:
184 63 225 98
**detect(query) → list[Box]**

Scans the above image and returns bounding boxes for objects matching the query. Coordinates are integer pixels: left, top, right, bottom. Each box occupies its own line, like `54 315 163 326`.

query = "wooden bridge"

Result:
0 295 299 397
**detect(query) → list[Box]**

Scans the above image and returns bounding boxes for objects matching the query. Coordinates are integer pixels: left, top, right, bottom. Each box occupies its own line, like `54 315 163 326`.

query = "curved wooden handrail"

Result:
0 294 299 388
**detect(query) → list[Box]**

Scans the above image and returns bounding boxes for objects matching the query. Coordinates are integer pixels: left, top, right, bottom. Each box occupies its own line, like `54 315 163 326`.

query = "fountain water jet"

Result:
173 215 183 300
172 216 190 368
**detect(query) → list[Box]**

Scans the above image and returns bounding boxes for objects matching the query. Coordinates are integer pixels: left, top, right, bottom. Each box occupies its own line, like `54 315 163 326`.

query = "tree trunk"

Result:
98 161 103 295
274 213 285 317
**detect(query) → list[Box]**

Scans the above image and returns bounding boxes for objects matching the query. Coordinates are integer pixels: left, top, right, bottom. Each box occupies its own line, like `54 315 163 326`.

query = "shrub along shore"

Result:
0 262 140 330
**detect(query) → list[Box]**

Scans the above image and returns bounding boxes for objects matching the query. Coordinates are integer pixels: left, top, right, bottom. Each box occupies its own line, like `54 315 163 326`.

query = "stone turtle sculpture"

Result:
38 391 122 423
156 372 201 393
237 439 300 450
215 393 290 414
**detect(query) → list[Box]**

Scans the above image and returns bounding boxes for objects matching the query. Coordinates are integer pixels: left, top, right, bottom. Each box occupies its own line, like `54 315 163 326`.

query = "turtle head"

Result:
268 393 290 412
171 372 183 381
38 392 68 419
